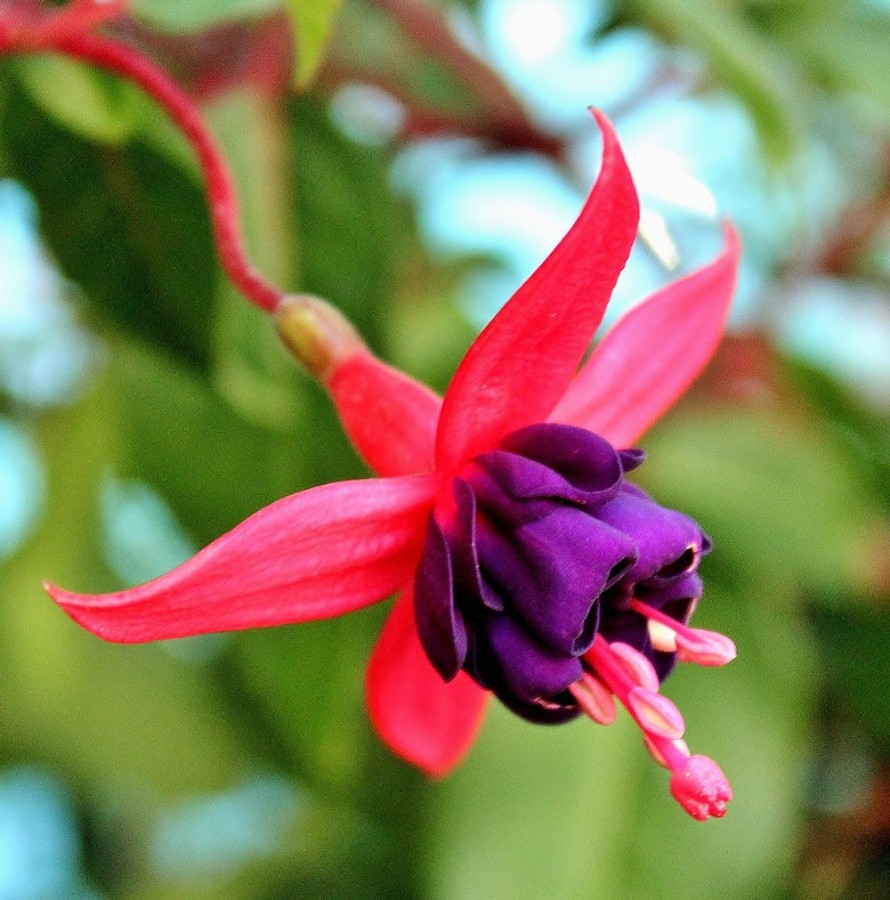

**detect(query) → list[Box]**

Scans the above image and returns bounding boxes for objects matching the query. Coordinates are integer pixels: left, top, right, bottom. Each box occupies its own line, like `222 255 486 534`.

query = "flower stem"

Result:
50 32 284 313
0 10 377 376
371 0 561 158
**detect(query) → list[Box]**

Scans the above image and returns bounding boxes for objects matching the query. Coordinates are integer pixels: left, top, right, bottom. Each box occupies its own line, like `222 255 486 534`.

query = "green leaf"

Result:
753 0 890 127
104 337 309 546
0 379 250 799
12 56 138 145
132 0 282 33
332 0 480 117
1 78 217 369
384 273 477 395
627 0 803 160
232 614 376 784
786 359 890 516
289 96 408 347
813 606 890 746
287 0 343 87
204 90 306 428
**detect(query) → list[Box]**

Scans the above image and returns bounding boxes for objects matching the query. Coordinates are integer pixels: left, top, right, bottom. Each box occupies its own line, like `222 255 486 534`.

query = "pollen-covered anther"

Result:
608 641 660 691
630 598 737 667
570 672 617 725
626 687 686 740
669 755 733 821
584 635 685 740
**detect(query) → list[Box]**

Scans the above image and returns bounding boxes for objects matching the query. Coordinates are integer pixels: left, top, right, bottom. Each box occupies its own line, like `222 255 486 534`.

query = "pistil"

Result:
642 732 732 820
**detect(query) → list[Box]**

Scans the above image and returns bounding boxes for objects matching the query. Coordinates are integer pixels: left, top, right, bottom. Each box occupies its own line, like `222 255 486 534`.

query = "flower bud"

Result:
275 294 364 382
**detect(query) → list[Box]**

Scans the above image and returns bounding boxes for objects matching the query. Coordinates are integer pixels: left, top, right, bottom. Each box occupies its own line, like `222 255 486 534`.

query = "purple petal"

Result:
463 458 559 525
448 478 505 612
485 615 584 700
596 485 706 584
477 507 635 655
468 624 582 724
492 423 625 503
413 516 468 681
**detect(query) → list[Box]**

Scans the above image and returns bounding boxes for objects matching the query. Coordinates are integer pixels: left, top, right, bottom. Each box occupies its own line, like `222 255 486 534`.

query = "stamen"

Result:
584 636 685 740
583 638 732 820
569 673 616 725
626 687 685 740
631 599 737 666
608 641 660 691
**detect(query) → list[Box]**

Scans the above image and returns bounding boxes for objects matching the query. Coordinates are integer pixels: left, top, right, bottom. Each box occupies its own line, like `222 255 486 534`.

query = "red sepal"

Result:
366 588 489 777
328 349 441 477
46 476 437 642
434 110 639 473
551 223 740 446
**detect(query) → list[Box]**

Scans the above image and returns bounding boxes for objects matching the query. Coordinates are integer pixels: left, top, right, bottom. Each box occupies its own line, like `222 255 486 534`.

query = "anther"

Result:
608 641 660 691
584 636 685 740
626 687 686 740
630 598 737 666
569 672 616 725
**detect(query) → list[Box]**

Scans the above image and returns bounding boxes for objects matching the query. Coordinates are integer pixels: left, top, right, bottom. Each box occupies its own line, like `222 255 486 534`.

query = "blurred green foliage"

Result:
0 1 888 898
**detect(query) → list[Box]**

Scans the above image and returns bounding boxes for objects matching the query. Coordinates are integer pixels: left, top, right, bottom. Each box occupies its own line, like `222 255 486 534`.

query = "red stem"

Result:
39 0 131 42
318 60 561 157
37 32 284 313
372 0 559 156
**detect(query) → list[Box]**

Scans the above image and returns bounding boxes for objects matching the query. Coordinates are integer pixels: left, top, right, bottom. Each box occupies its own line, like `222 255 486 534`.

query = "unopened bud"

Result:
275 294 365 382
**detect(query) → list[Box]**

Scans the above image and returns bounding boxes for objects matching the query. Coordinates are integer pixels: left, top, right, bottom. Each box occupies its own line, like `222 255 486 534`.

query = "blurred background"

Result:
0 0 888 897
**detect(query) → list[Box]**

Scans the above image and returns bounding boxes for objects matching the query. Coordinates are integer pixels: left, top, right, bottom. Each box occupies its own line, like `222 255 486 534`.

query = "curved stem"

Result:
47 32 285 313
0 17 380 376
372 0 561 159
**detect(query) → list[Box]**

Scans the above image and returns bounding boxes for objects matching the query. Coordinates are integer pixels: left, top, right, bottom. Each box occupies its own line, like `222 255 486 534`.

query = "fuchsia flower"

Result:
46 112 740 820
